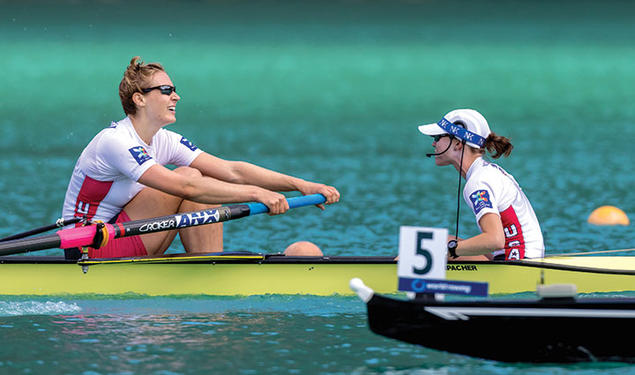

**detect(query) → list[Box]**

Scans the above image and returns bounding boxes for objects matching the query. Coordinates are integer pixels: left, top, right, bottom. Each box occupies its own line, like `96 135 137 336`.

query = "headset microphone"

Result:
426 140 452 158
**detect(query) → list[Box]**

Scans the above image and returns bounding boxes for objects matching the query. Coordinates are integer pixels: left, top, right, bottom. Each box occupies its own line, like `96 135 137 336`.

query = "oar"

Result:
0 217 82 242
0 194 327 256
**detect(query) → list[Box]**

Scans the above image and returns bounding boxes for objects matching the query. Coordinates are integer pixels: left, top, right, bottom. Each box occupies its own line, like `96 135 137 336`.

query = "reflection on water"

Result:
1 294 634 374
1 311 445 374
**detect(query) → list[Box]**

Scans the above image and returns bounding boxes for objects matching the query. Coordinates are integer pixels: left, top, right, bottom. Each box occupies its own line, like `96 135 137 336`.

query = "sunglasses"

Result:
433 134 450 142
141 85 177 95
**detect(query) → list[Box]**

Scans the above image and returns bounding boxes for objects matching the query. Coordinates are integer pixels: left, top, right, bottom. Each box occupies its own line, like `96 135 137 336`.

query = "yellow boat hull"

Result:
0 254 633 296
447 256 635 294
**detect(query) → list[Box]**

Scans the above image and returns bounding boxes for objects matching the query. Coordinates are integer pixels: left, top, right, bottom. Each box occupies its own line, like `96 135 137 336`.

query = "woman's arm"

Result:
453 213 505 257
189 152 340 206
137 164 291 214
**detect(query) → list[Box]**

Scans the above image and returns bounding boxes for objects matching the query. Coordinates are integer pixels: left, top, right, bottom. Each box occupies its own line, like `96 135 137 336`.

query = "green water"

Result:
1 0 634 373
2 295 635 374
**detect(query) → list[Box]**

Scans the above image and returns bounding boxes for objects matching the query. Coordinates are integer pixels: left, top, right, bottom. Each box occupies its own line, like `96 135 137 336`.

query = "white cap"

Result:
418 109 491 148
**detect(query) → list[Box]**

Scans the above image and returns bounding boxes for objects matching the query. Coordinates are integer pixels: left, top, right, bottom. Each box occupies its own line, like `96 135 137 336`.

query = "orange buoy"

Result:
283 241 324 256
587 206 630 226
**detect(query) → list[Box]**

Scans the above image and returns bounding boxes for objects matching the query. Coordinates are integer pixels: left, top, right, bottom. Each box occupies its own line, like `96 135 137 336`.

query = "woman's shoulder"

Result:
478 159 513 179
93 120 140 152
471 159 523 196
155 127 181 140
464 159 509 191
155 128 200 151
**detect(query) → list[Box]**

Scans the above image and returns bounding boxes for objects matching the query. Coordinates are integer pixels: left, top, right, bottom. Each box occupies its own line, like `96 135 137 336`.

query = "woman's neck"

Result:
128 113 160 145
452 151 481 179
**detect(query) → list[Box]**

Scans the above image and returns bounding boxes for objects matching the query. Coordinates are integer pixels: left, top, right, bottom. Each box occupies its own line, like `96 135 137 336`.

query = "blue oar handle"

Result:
246 194 327 215
0 194 329 256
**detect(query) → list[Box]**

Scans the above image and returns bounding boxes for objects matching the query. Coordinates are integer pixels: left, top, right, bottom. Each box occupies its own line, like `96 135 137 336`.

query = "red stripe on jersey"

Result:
73 176 113 221
500 206 526 260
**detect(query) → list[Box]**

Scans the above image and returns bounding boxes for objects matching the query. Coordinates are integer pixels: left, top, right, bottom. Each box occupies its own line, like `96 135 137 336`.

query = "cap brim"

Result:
417 123 447 136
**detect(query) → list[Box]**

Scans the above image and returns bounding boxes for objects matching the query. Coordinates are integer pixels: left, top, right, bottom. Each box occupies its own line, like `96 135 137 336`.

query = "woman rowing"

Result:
61 56 339 258
418 109 544 261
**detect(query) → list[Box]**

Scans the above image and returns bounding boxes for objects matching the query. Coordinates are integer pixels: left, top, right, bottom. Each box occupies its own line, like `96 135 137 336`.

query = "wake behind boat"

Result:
352 279 635 363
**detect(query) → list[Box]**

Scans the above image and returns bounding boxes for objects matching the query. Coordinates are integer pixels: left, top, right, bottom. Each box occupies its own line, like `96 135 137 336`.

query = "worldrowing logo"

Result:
411 279 428 292
472 190 488 203
469 190 493 214
180 137 198 151
128 146 152 165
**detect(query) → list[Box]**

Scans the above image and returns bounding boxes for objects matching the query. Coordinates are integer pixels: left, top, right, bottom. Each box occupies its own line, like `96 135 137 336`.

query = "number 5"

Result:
413 231 433 275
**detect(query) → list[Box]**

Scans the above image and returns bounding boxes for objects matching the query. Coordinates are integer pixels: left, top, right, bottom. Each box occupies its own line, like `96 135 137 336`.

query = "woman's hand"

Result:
297 182 340 210
255 189 290 215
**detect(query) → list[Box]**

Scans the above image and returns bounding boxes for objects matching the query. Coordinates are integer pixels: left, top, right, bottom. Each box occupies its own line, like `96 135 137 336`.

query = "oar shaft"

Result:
104 194 326 241
0 217 81 242
98 205 243 244
113 194 325 240
0 194 327 256
0 234 61 255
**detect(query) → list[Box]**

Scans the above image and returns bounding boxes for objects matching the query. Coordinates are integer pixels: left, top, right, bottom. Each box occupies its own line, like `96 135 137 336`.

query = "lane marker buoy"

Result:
587 206 630 226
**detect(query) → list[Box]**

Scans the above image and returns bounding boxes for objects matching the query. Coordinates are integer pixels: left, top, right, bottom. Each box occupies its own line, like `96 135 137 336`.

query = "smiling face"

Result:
135 71 180 127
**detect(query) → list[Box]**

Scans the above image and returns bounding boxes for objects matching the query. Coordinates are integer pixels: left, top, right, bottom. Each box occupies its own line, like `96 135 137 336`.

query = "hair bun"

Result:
129 56 142 70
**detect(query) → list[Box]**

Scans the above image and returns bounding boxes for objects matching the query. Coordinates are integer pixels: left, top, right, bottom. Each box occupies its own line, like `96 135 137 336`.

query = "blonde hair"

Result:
118 56 165 115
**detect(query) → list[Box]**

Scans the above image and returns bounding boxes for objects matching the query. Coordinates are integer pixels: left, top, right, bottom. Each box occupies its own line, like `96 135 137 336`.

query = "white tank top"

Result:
62 117 203 223
463 157 545 260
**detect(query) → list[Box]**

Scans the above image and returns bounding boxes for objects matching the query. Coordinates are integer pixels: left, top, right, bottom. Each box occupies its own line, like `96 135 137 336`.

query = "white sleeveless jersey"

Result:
62 117 203 223
463 157 544 260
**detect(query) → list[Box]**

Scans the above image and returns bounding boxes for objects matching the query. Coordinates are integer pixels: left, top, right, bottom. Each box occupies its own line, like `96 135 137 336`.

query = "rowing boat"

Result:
0 252 633 296
0 195 633 296
351 279 635 363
